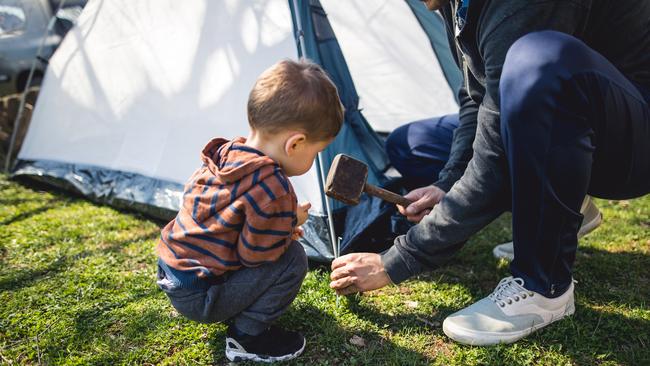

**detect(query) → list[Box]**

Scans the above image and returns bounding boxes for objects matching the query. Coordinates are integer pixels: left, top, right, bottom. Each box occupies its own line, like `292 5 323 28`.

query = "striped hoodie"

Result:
156 137 298 289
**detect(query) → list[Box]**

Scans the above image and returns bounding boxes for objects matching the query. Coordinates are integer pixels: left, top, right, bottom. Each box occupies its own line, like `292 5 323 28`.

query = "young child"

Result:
155 59 343 363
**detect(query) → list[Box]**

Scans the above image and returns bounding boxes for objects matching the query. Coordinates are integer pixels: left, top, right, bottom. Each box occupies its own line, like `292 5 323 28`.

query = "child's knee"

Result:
166 290 213 323
287 241 308 279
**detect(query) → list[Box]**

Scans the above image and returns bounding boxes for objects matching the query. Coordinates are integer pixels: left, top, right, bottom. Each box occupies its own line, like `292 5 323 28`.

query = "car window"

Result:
0 4 26 36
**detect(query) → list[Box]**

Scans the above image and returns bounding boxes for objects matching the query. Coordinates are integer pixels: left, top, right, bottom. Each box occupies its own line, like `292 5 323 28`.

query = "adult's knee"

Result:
385 124 410 166
501 31 590 133
502 31 588 88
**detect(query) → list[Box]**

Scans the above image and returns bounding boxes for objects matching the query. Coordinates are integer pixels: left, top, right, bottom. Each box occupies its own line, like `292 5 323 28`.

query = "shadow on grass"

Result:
0 197 67 226
219 303 432 366
341 244 650 365
71 289 160 340
520 300 650 365
346 294 456 334
573 246 650 307
10 176 168 226
60 291 173 365
60 298 432 365
0 254 69 291
0 197 54 206
0 231 157 292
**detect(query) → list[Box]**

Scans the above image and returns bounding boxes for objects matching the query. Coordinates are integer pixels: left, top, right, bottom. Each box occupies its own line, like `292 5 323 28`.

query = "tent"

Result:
13 0 461 261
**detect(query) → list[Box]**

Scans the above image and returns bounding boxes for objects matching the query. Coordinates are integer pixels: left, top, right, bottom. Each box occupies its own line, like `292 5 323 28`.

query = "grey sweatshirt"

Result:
381 0 650 283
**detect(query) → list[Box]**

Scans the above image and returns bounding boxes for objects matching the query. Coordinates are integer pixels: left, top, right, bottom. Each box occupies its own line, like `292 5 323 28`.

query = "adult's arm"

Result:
380 0 591 284
432 4 480 193
399 6 480 220
433 83 479 192
398 84 478 222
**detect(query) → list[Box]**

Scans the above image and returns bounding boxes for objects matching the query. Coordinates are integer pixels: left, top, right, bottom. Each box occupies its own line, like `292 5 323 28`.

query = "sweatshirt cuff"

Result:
432 176 455 193
380 235 424 284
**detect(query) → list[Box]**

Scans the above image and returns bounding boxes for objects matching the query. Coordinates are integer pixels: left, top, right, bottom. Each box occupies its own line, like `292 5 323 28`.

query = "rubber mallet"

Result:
325 154 412 207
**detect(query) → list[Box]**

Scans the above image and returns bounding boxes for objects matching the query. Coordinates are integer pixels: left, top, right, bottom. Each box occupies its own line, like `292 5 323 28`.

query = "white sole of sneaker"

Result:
225 338 306 363
442 301 575 346
577 211 602 237
492 243 514 261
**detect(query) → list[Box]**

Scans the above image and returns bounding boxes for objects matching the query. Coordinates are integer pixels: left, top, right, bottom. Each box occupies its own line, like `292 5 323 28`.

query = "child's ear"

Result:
284 133 307 156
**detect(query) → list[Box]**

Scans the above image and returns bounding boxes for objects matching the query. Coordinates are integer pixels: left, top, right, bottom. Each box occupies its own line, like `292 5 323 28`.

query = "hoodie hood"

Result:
201 137 277 185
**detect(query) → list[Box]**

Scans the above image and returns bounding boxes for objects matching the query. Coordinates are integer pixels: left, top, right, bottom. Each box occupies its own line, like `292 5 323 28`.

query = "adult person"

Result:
386 116 603 261
330 0 650 345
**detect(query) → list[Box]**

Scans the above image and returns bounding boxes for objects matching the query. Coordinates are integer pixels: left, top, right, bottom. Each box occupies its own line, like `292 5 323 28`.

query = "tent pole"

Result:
4 0 68 173
317 155 339 258
291 0 339 259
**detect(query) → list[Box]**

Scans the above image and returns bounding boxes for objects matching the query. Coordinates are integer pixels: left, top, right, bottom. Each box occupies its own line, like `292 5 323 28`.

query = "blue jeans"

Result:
157 241 308 335
385 114 459 190
501 31 650 296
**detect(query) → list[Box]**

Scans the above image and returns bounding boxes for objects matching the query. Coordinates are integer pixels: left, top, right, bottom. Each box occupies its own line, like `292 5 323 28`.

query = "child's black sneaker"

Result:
225 325 305 363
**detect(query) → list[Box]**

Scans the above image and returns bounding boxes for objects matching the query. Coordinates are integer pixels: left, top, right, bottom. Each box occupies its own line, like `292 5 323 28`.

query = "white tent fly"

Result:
14 0 460 261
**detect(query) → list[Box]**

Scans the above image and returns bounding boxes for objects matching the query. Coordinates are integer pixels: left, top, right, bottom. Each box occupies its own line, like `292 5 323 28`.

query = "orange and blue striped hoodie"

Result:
156 137 298 289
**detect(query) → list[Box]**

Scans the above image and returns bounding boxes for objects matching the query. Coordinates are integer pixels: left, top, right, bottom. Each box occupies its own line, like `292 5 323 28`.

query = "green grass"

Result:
0 174 648 365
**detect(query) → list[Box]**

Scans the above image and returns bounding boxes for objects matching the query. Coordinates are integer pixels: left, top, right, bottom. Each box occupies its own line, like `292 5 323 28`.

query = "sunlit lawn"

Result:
1 175 648 365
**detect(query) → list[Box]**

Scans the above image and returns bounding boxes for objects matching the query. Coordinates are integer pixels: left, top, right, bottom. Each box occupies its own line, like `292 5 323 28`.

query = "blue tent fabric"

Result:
289 0 397 258
339 180 416 255
289 0 390 194
290 0 463 258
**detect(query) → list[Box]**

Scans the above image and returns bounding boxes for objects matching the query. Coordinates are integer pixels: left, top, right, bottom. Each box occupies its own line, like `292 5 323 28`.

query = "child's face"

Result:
281 138 333 177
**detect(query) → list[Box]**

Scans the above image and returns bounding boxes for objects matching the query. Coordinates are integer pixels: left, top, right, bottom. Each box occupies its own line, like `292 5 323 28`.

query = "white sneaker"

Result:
493 196 602 261
442 277 575 346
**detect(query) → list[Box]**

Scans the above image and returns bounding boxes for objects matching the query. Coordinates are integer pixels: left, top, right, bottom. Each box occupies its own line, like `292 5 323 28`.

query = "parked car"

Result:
0 0 84 97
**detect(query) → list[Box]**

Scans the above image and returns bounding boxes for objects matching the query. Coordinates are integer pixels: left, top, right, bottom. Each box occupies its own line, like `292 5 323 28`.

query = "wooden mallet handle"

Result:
364 184 412 207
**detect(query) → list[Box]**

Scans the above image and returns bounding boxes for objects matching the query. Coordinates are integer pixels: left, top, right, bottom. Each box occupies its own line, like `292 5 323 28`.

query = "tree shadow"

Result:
0 231 157 292
521 301 650 365
71 288 160 342
24 284 168 365
572 246 650 307
11 176 168 226
0 197 50 206
339 243 650 365
0 253 69 291
326 202 649 365
0 197 67 226
346 294 456 332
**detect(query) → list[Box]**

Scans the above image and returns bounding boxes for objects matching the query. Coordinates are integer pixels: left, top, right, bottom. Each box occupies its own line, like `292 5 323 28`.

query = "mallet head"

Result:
325 154 368 205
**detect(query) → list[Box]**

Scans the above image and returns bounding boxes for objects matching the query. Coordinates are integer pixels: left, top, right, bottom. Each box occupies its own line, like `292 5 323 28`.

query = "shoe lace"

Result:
488 276 534 308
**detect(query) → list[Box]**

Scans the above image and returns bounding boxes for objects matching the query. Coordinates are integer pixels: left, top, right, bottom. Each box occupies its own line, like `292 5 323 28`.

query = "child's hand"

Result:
291 226 304 241
296 202 311 227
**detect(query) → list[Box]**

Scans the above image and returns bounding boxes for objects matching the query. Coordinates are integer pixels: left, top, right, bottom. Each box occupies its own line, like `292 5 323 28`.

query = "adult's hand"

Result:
397 185 446 223
329 253 392 295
